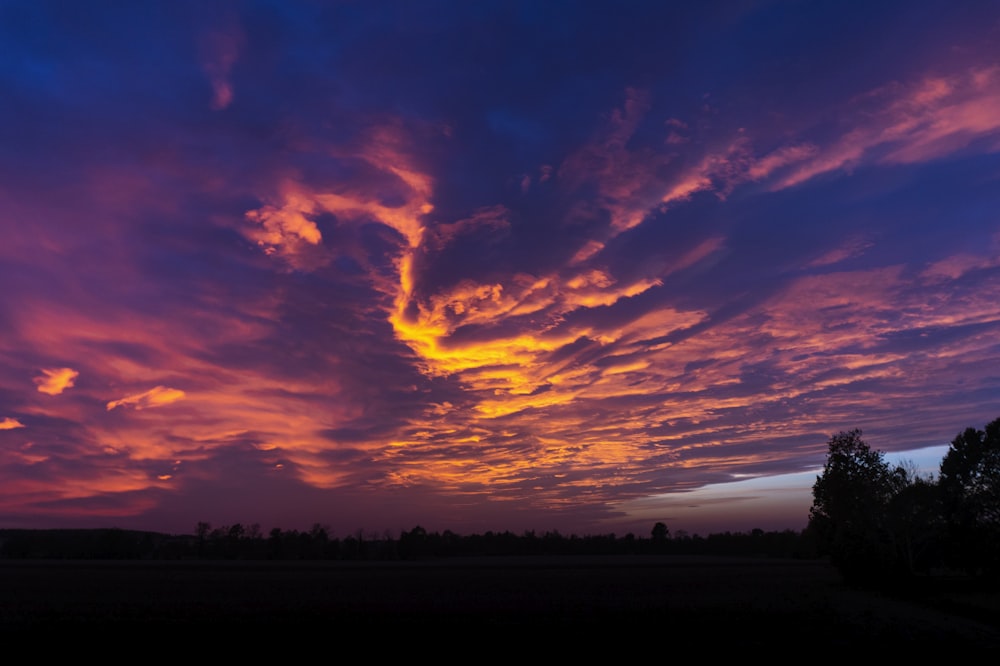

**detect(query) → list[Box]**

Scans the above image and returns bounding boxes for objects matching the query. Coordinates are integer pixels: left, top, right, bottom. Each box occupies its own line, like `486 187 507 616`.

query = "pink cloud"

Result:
807 236 874 268
558 88 669 234
775 66 1000 189
559 66 1000 216
658 173 713 208
771 130 869 189
921 253 1000 282
745 144 818 181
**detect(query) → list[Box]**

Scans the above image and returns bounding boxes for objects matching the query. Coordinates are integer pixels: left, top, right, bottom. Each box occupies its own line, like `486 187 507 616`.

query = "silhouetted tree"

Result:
939 417 1000 576
308 523 330 558
809 430 904 582
650 522 669 553
651 522 670 541
267 527 285 559
398 525 429 559
885 468 946 575
196 521 211 557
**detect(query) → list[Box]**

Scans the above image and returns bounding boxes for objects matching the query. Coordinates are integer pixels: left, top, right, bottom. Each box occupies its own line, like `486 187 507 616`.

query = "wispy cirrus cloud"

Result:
107 386 186 411
554 64 1000 255
773 66 1000 189
806 236 875 268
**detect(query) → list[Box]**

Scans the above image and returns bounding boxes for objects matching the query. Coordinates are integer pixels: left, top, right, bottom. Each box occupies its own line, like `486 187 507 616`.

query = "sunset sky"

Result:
2 0 999 538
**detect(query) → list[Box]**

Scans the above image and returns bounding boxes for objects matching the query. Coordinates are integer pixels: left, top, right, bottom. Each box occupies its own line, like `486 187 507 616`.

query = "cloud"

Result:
0 417 25 430
921 252 1000 282
570 240 605 265
552 64 1000 252
774 66 1000 189
745 144 819 182
558 88 669 235
34 368 79 395
244 124 434 276
244 186 324 265
428 205 510 250
807 236 874 268
107 386 186 411
201 24 244 110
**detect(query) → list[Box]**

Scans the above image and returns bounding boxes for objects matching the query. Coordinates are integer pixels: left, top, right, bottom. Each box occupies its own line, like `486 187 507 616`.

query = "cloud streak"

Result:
107 386 187 411
773 66 1000 189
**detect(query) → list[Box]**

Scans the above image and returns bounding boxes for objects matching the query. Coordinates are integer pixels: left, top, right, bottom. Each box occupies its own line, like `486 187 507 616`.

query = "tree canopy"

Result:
810 417 1000 583
809 429 902 581
939 417 1000 574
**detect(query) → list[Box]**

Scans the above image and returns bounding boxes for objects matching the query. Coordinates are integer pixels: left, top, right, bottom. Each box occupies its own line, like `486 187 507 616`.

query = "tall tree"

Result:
939 417 1000 575
651 522 670 542
885 469 945 576
809 430 903 582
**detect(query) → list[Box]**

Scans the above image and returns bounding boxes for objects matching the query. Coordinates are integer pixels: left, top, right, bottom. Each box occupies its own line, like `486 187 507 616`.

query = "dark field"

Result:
2 556 998 651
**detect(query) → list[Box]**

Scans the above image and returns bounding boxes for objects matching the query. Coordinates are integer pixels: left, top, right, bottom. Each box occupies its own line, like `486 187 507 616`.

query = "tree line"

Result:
0 522 813 561
807 416 1000 584
2 415 995 575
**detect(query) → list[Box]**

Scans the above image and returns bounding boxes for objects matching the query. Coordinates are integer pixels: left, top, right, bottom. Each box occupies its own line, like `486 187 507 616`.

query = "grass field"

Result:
2 556 998 651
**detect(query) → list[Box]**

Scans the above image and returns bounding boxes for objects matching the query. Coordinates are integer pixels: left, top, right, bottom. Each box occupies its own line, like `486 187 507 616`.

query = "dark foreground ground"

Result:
2 556 998 652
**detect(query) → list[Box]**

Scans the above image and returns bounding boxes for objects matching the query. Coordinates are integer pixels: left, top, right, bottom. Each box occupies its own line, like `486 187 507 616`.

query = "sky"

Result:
1 0 999 539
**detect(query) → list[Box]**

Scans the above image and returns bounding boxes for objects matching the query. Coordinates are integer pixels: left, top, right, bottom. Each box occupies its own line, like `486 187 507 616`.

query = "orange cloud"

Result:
382 252 994 501
0 417 24 430
34 367 79 395
245 125 434 279
107 386 186 411
244 186 324 265
0 468 168 515
226 121 735 476
570 239 605 265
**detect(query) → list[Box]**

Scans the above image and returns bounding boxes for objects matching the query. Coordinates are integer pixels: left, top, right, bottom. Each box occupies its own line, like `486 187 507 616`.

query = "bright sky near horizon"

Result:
1 0 999 538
